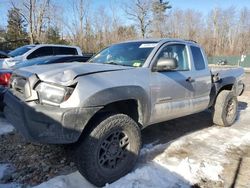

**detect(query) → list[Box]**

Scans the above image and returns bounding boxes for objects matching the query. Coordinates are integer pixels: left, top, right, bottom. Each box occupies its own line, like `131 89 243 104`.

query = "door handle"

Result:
186 77 195 83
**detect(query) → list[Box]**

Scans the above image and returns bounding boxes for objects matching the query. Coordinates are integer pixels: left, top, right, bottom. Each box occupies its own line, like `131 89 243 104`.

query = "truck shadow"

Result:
142 110 212 146
236 101 248 122
238 101 248 111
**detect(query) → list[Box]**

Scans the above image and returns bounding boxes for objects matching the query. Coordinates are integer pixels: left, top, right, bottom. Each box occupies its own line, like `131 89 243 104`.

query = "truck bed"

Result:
210 66 244 81
209 66 245 97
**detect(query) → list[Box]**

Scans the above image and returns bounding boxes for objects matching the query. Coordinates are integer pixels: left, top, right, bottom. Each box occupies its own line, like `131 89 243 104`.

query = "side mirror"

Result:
154 58 178 71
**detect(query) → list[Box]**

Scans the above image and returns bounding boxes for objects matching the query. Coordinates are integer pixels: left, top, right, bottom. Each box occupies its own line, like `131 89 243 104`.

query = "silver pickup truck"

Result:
4 39 245 186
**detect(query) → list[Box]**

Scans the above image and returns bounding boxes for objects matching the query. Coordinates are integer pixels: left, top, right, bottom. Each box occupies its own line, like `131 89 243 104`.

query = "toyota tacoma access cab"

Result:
4 39 245 186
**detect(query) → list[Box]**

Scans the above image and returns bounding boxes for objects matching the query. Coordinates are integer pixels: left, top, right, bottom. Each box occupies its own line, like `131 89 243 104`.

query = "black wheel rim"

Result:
98 130 129 171
226 98 236 122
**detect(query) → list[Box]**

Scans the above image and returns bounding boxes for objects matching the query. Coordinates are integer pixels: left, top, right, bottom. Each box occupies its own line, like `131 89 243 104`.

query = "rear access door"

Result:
188 45 212 112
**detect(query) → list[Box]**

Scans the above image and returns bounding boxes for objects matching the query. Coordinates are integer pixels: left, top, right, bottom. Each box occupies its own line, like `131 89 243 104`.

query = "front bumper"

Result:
4 91 102 144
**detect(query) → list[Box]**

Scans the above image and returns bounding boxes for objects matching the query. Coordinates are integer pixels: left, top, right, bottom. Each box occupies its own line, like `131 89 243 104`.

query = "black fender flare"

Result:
82 86 150 125
209 76 236 107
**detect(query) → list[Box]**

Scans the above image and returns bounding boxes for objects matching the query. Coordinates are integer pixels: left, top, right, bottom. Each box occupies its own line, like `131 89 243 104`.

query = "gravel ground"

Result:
0 132 76 186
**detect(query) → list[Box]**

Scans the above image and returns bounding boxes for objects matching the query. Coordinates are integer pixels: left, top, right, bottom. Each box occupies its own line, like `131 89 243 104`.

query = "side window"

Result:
53 47 78 55
156 44 189 71
190 46 205 70
27 47 53 59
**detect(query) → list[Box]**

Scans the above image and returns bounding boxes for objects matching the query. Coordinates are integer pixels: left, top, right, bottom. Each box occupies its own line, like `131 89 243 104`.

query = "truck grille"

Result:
9 75 31 99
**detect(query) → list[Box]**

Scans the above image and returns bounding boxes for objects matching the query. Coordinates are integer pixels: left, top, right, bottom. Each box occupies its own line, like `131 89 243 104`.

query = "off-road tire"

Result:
213 90 238 127
75 113 141 187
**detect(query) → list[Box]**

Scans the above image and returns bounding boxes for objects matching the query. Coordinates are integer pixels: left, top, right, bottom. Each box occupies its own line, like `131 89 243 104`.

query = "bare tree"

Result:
64 0 91 50
11 0 52 43
238 7 250 54
164 7 250 56
124 0 152 38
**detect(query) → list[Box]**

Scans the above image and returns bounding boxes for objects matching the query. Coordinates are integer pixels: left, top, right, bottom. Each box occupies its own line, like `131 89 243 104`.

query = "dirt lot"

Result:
0 73 249 188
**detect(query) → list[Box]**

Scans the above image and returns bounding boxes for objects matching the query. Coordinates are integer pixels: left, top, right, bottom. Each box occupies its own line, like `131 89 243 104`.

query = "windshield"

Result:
89 42 157 67
8 46 35 57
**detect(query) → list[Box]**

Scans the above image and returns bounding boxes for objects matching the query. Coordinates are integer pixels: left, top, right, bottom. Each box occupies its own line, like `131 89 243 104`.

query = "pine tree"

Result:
151 0 171 37
5 7 28 49
45 26 68 44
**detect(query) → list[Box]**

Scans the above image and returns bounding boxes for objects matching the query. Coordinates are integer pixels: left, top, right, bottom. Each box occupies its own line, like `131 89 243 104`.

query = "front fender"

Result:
83 86 150 125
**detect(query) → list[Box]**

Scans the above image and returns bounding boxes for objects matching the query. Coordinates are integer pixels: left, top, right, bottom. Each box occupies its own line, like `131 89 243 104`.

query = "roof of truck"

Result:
116 38 197 45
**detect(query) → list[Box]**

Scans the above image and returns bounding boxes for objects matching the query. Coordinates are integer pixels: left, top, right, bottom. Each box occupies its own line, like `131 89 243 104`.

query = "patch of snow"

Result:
0 164 15 181
33 172 95 188
200 161 223 181
0 164 19 188
0 183 22 188
0 118 15 136
0 164 9 180
106 162 190 188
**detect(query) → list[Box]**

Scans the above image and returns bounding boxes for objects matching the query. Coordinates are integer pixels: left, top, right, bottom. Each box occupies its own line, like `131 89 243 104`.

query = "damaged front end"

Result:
3 70 101 144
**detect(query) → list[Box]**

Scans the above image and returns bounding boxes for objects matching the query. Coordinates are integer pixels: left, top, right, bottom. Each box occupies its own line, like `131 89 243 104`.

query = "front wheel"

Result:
75 113 141 187
213 90 238 127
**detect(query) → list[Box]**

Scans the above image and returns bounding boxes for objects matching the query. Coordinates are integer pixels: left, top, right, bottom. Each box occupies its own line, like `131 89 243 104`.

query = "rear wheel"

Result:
75 113 141 186
213 90 238 127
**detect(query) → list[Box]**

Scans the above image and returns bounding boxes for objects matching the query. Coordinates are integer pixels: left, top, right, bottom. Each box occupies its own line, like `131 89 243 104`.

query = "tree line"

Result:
0 0 249 56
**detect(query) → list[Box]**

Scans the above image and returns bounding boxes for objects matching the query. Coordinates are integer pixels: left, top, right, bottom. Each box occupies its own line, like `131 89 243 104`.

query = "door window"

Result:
190 46 206 70
27 47 53 59
156 44 189 71
53 47 78 55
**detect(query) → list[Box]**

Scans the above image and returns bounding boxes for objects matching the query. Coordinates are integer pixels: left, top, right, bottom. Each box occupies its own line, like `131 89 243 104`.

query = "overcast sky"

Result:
0 0 250 28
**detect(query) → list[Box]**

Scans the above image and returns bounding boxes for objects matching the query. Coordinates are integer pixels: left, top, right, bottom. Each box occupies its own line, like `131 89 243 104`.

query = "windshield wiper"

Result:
104 61 132 67
104 61 120 65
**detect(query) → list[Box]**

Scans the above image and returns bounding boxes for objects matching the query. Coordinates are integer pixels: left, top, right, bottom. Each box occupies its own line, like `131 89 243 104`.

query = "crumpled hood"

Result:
15 62 133 86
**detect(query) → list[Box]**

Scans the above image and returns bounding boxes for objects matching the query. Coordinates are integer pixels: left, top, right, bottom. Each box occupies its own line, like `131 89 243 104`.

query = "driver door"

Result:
149 43 195 124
